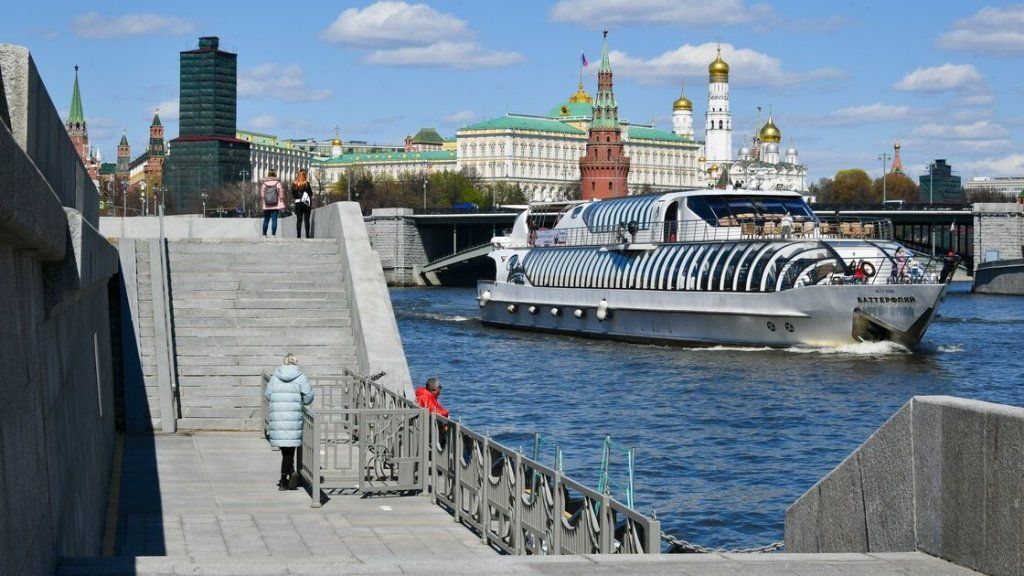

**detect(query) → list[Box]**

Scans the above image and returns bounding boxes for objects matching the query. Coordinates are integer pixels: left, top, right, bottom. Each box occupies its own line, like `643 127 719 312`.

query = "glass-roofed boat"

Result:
477 189 957 348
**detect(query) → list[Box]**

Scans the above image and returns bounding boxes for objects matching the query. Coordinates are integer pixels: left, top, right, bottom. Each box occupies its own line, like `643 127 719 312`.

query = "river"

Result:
389 282 1024 549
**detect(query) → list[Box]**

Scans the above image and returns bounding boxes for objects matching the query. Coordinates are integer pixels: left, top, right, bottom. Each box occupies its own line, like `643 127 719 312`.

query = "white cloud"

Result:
442 110 478 125
609 42 843 87
44 30 60 40
154 99 179 122
912 120 1008 140
814 103 912 127
962 153 1024 177
238 64 332 102
936 5 1024 55
550 0 771 27
70 12 194 39
320 1 471 48
365 42 523 69
247 115 279 131
893 63 984 93
321 2 521 70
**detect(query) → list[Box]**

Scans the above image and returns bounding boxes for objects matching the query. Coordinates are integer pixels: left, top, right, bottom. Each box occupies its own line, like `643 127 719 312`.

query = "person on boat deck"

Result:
854 260 868 284
780 212 794 238
894 247 909 282
415 377 449 418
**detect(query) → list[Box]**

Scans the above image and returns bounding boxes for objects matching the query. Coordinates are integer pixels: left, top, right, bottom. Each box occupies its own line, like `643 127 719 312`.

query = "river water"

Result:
389 283 1024 549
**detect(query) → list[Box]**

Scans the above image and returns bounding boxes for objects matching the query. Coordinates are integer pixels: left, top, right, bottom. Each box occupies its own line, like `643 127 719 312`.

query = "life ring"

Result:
862 262 876 278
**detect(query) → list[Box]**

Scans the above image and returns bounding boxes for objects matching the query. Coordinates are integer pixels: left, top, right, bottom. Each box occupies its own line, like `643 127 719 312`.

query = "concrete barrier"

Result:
785 395 1024 576
306 203 414 397
973 258 1024 295
99 215 264 239
0 44 99 227
0 49 119 575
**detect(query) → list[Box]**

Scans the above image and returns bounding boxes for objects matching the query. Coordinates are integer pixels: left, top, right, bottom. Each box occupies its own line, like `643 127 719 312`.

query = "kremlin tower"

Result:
671 80 694 139
890 141 905 174
65 65 100 184
704 45 732 169
579 30 630 200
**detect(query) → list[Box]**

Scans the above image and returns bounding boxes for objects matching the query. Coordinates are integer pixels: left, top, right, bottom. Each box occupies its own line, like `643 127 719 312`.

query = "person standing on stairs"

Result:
291 169 314 238
260 169 286 237
265 354 314 490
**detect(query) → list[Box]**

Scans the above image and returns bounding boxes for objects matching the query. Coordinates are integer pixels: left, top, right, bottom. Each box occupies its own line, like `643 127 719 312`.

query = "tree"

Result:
206 181 263 217
486 182 527 208
965 188 1009 203
871 173 919 203
831 169 872 203
808 177 834 203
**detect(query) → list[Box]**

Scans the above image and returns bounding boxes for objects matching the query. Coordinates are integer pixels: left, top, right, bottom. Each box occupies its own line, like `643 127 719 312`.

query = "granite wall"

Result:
0 46 120 575
973 202 1023 268
363 208 428 286
785 395 1024 576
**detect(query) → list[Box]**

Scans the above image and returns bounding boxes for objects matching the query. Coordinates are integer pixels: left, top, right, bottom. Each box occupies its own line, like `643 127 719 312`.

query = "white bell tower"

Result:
704 45 732 165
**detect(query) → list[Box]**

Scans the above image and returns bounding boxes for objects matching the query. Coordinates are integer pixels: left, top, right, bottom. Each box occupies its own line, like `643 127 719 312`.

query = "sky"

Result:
3 0 1023 181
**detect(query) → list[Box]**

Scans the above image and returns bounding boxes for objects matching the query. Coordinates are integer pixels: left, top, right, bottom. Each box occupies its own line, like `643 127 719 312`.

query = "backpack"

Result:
262 182 279 206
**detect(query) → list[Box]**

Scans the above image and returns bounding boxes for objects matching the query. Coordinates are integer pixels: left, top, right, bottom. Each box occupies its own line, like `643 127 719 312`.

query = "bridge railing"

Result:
813 202 971 212
537 216 894 247
278 368 660 554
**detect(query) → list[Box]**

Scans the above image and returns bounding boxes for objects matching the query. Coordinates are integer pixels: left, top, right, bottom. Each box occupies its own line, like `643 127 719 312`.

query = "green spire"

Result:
591 29 620 130
599 28 612 73
152 110 162 127
68 65 85 125
119 132 128 146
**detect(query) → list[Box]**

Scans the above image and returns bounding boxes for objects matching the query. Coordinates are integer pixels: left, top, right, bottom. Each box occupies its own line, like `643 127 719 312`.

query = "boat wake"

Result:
702 341 912 356
398 311 473 323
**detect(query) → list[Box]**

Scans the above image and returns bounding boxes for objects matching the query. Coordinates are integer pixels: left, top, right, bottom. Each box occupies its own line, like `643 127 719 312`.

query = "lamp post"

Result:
239 169 250 216
120 178 127 218
201 187 208 218
928 162 935 205
140 181 148 216
877 152 890 204
422 175 428 211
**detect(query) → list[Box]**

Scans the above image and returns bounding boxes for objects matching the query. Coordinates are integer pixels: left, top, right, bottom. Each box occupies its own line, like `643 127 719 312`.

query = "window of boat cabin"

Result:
686 195 817 226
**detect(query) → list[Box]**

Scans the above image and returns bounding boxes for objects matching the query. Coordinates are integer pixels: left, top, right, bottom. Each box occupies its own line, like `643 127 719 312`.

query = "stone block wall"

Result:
0 54 120 575
785 395 1024 576
973 202 1023 268
363 208 428 286
0 44 99 227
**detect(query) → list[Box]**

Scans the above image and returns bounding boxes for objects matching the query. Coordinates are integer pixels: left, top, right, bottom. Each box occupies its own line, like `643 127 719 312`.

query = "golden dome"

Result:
698 156 706 163
709 46 729 81
673 84 692 110
568 82 593 104
332 138 342 146
759 114 782 143
894 140 901 150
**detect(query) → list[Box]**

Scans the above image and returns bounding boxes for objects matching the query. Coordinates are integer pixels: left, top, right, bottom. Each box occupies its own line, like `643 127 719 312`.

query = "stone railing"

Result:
279 369 660 555
785 395 1024 576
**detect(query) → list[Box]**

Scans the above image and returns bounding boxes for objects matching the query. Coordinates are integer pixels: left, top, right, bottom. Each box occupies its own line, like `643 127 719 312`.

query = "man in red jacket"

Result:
415 377 449 418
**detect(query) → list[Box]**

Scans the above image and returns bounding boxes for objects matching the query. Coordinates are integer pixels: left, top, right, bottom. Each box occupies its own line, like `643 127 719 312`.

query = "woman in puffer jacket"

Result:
265 354 314 490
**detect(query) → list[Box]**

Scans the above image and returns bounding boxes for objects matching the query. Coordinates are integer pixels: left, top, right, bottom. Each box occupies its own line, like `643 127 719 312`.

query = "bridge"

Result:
410 203 976 284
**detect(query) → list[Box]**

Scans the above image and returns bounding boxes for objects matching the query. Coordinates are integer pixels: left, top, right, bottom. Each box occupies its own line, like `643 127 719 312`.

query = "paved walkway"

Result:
106 432 493 560
58 432 981 575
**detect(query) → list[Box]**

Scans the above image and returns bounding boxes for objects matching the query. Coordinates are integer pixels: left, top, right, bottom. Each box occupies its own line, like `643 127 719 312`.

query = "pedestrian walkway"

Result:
58 432 982 575
104 433 493 561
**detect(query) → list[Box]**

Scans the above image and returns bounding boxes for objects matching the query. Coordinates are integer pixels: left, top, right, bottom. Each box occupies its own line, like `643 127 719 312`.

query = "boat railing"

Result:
532 216 894 248
785 253 959 290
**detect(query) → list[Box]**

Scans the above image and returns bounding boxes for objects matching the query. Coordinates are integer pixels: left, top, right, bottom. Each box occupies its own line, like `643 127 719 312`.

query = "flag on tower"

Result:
581 52 589 67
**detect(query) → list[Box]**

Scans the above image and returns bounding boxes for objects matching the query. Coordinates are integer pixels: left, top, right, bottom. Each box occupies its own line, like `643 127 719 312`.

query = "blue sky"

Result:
4 0 1023 180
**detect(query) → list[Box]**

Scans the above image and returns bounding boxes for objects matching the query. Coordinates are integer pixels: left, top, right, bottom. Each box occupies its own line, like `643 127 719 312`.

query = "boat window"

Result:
686 194 816 226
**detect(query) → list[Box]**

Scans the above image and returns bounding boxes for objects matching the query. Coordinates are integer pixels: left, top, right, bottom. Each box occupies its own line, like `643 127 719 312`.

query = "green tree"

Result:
831 169 872 203
486 182 527 208
964 188 1007 203
808 177 834 203
871 173 919 203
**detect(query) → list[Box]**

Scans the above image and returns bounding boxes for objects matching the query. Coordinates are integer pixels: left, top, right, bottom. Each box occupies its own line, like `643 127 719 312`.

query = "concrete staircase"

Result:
136 238 357 430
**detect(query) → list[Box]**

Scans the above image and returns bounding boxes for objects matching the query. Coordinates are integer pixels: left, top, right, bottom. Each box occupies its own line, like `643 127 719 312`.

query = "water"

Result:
389 283 1024 549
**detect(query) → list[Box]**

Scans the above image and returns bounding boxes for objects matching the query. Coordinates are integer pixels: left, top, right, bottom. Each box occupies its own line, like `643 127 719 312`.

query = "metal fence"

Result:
541 216 894 248
265 369 660 554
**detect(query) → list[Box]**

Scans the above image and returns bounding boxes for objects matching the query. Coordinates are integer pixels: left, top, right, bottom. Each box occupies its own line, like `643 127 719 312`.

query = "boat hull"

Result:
477 282 948 348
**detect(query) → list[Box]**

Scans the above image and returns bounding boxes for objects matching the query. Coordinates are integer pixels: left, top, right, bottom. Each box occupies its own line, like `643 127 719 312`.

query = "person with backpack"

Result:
260 169 285 237
291 169 314 238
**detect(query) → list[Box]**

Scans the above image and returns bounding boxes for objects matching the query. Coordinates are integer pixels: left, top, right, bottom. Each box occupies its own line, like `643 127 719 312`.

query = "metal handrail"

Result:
273 368 660 554
528 216 894 248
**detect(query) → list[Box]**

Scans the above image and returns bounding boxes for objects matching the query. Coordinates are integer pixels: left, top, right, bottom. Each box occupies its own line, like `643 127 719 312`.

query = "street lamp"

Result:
927 162 935 205
422 175 428 211
877 152 890 204
239 169 250 216
201 187 208 218
140 181 148 216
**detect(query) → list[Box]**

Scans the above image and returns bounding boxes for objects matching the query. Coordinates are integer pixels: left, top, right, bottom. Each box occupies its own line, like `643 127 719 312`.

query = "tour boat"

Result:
477 189 955 348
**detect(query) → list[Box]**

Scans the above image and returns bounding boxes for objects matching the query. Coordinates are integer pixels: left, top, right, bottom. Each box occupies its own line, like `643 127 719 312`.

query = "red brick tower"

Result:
580 30 630 200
